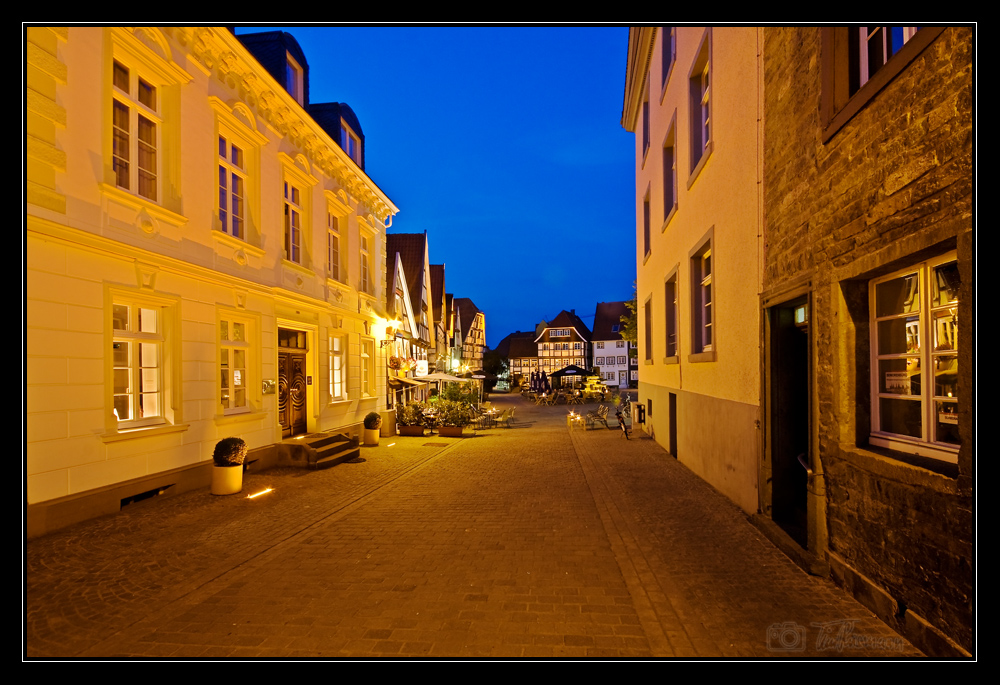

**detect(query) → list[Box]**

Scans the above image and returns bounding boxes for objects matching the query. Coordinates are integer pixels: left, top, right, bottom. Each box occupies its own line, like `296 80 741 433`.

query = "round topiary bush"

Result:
213 437 248 467
364 412 382 430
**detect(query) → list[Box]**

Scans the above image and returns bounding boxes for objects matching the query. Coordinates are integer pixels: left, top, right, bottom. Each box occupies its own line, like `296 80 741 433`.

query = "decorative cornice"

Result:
170 27 397 223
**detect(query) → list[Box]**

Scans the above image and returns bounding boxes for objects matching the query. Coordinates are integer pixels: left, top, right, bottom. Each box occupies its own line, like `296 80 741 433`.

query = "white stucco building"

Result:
26 27 399 535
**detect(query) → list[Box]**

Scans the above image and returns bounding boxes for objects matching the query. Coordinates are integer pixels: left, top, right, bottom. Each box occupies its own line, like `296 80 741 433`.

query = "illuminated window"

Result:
693 249 712 352
361 338 374 397
360 234 371 294
220 316 251 414
284 181 302 264
327 211 342 281
689 229 715 360
341 120 362 164
112 301 164 427
644 296 653 361
286 52 304 105
218 135 246 239
112 60 159 201
663 117 677 223
869 252 959 461
688 30 712 177
329 334 347 401
665 273 679 358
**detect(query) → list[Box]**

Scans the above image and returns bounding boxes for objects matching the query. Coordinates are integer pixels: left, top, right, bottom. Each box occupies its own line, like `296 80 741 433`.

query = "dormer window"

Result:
286 52 304 105
341 120 361 164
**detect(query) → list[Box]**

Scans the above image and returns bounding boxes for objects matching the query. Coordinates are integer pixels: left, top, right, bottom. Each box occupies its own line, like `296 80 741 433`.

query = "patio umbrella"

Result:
422 372 464 382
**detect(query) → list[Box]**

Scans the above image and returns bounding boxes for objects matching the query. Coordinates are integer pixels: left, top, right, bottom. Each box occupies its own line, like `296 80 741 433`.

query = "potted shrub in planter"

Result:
397 401 427 436
436 400 472 437
363 412 382 446
211 436 247 495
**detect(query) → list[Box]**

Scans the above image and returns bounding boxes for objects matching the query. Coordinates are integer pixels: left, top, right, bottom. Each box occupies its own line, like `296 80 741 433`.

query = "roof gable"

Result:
592 301 630 341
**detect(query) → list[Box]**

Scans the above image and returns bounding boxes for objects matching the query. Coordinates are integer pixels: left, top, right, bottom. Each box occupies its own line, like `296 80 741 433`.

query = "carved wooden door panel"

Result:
278 351 308 438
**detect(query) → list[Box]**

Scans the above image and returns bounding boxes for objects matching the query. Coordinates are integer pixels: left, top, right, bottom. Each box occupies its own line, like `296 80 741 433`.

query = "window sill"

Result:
101 422 189 443
643 250 651 266
661 203 678 233
214 410 265 426
99 182 188 231
212 229 264 256
869 433 959 465
688 350 716 363
644 359 654 365
687 141 714 190
662 355 679 365
838 441 960 487
281 258 314 278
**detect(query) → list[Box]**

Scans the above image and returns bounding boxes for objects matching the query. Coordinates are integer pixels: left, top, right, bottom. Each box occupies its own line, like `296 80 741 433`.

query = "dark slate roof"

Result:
592 301 630 341
386 233 427 315
236 31 310 105
307 102 365 171
430 264 445 324
495 330 535 358
508 335 538 359
545 310 592 340
454 298 482 341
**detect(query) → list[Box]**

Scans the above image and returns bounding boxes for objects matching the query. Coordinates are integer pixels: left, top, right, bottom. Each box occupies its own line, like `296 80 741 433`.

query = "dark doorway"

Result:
768 297 809 548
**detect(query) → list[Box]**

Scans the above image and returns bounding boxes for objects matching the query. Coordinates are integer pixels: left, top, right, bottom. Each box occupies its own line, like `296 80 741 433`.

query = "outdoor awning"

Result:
388 377 428 387
422 372 464 382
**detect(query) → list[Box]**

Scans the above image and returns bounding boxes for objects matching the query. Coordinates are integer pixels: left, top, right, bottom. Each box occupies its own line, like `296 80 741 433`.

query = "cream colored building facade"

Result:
26 27 398 536
622 27 763 513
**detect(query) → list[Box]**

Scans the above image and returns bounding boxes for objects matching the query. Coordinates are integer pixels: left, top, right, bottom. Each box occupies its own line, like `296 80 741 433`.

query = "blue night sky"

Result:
235 26 636 348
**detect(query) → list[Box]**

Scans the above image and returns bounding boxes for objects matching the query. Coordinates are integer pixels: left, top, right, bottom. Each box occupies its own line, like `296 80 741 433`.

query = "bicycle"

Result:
616 393 631 439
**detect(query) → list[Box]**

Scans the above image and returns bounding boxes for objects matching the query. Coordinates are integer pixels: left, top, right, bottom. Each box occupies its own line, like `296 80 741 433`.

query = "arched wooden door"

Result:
278 328 308 438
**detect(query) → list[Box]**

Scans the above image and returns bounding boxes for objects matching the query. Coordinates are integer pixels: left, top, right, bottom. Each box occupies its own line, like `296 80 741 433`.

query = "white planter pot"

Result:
364 428 380 446
211 464 243 495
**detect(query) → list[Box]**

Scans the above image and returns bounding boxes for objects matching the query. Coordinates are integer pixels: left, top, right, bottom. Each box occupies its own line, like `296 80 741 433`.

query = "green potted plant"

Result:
397 401 427 436
363 411 382 446
436 400 472 437
211 436 247 495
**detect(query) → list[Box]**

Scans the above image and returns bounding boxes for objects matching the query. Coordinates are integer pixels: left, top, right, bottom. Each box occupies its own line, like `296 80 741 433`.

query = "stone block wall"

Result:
761 27 973 655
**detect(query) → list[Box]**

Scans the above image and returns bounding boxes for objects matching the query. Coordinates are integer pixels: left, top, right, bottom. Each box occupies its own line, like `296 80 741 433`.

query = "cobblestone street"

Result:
24 394 922 659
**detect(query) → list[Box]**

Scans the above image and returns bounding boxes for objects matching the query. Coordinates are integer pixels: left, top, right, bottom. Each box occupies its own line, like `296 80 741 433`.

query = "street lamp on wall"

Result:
380 319 401 348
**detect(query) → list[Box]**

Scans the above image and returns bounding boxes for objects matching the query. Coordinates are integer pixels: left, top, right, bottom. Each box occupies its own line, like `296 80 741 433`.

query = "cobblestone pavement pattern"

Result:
25 394 922 658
